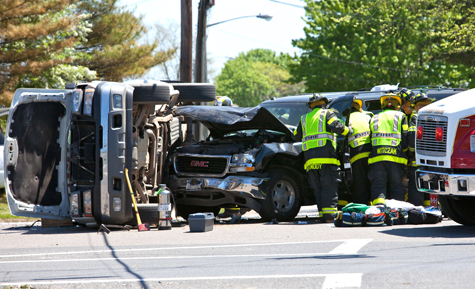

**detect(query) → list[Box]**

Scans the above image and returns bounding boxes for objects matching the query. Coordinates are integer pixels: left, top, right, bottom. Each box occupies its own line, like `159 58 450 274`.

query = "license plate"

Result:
186 179 203 191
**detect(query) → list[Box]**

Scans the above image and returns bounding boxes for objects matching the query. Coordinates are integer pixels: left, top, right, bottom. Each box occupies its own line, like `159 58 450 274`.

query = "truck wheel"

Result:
259 170 301 222
129 80 171 104
176 204 220 220
171 83 216 103
438 196 475 226
136 204 159 225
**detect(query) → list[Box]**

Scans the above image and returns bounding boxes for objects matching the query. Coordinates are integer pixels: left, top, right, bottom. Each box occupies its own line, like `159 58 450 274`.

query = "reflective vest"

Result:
301 109 337 151
369 110 407 165
348 112 371 148
301 109 339 169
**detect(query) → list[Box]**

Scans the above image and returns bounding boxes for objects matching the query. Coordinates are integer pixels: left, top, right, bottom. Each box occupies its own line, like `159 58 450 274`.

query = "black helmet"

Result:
307 93 328 109
397 88 415 105
412 92 434 107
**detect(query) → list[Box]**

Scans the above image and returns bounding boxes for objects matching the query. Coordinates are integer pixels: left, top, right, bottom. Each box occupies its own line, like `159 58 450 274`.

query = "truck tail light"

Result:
435 127 444 141
460 118 470 127
417 125 423 139
83 190 93 217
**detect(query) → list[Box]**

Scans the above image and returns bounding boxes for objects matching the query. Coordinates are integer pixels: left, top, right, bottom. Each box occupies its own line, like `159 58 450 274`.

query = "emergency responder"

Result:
397 88 416 122
407 92 434 206
293 93 352 222
348 98 372 205
368 93 409 205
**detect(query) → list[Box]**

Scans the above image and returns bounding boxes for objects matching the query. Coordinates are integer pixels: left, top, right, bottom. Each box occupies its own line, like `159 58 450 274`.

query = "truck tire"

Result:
171 83 216 102
176 204 220 220
438 196 475 226
129 80 171 104
258 169 301 222
136 204 159 225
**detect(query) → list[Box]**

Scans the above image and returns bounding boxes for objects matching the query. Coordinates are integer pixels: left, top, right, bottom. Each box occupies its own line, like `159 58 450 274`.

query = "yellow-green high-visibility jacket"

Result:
407 112 418 166
293 108 350 171
348 111 372 164
368 109 408 165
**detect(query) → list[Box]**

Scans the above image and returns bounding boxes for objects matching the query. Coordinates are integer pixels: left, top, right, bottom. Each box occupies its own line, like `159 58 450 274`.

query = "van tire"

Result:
129 81 171 104
171 83 216 102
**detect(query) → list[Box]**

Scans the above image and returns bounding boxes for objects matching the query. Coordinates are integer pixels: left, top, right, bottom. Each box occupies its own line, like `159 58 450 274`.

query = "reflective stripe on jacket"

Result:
301 109 337 151
369 109 408 165
348 111 371 148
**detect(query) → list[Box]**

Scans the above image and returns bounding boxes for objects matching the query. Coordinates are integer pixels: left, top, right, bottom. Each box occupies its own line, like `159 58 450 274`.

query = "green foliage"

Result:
74 0 175 81
0 0 93 104
290 0 474 92
215 49 305 107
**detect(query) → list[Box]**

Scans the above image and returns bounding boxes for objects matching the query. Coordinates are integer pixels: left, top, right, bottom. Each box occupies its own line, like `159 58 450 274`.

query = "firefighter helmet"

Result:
412 92 434 107
352 98 363 111
307 93 328 109
380 93 401 109
397 88 415 105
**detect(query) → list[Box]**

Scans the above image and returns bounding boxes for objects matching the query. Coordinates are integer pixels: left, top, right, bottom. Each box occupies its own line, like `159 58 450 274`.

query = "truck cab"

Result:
415 88 475 225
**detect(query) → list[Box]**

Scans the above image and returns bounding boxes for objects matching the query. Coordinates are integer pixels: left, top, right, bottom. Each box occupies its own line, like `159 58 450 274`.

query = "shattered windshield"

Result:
259 102 311 130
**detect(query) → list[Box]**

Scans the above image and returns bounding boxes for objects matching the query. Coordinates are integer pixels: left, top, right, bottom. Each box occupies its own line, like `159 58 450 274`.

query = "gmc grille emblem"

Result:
427 116 435 121
190 160 209 167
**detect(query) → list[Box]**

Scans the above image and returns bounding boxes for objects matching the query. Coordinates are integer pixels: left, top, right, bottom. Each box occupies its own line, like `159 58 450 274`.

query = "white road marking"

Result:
0 239 372 259
323 273 363 289
329 239 372 255
0 273 361 287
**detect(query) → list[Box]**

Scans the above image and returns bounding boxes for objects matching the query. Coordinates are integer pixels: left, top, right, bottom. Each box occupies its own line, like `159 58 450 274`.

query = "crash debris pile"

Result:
333 200 443 227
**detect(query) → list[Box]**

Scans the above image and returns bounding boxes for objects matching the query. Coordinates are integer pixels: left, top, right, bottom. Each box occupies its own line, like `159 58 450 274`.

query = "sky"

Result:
119 0 307 82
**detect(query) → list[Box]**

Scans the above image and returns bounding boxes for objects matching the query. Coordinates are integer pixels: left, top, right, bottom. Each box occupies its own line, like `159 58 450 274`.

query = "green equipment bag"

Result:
342 203 372 214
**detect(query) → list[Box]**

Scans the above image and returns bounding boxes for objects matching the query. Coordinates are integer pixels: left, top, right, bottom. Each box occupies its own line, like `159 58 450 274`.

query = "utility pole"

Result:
180 0 192 82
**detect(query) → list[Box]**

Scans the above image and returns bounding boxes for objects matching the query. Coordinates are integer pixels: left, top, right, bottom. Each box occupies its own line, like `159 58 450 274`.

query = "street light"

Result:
207 14 273 27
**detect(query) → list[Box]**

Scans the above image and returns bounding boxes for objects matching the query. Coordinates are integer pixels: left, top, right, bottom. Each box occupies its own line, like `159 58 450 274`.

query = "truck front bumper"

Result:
168 175 266 211
416 169 475 196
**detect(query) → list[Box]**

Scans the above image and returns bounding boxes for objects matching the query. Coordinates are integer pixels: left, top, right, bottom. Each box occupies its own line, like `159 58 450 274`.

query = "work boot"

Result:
320 214 335 223
217 207 241 219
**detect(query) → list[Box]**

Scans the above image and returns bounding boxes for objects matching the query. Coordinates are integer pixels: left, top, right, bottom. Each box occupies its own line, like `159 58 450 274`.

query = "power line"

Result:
268 0 305 9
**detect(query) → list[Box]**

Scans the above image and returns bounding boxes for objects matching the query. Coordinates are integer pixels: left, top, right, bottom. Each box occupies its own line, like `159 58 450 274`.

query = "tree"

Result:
214 49 304 107
74 0 175 81
290 0 473 93
0 0 94 104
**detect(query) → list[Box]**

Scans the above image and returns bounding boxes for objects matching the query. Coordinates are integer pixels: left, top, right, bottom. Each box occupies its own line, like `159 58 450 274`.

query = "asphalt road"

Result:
1 206 475 289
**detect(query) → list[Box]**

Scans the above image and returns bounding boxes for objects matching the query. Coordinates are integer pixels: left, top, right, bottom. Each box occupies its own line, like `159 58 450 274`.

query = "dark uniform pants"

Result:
407 166 429 206
307 164 340 219
368 161 405 204
351 157 371 205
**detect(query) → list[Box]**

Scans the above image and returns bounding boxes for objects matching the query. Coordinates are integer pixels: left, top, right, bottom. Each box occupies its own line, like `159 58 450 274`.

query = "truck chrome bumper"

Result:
416 169 475 196
168 175 265 199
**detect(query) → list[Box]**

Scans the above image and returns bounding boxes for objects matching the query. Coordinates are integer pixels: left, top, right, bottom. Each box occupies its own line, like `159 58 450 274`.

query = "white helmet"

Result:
215 96 233 106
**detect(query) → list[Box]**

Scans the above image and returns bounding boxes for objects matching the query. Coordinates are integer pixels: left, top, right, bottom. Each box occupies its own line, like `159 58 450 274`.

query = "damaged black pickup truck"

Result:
168 98 351 222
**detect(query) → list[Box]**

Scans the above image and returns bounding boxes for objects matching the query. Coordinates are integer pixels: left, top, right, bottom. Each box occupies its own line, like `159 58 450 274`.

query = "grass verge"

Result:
0 190 37 222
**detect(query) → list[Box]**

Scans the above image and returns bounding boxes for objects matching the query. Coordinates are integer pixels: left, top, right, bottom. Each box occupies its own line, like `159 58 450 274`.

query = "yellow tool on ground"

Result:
125 168 150 231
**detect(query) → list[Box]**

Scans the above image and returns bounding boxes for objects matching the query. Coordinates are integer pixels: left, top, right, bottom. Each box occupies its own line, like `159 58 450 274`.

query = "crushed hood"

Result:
174 106 293 139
